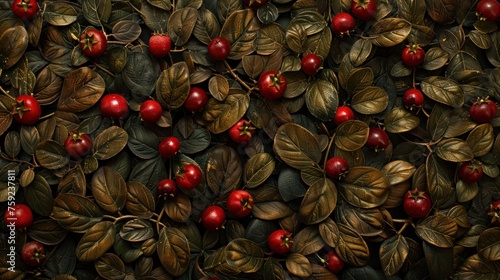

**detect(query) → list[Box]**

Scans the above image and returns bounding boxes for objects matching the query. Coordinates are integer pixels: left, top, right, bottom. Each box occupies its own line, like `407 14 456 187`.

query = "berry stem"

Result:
223 60 253 92
323 132 337 170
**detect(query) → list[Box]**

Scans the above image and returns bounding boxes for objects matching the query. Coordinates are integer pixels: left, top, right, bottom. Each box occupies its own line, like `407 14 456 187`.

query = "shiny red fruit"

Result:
100 93 129 119
401 44 425 67
64 131 92 159
21 241 46 267
4 204 33 229
175 164 203 191
334 106 355 125
267 229 293 255
79 28 107 58
477 0 500 21
403 189 432 218
158 136 181 159
149 34 171 58
366 127 390 151
469 97 497 123
351 0 377 21
11 0 38 20
227 190 254 218
458 159 483 183
243 0 268 8
11 95 41 125
258 71 287 100
326 251 344 274
301 53 322 76
201 205 226 231
487 200 500 226
228 118 256 144
403 88 425 110
157 179 178 198
325 157 349 180
208 37 231 61
184 87 209 112
140 100 163 123
331 12 356 36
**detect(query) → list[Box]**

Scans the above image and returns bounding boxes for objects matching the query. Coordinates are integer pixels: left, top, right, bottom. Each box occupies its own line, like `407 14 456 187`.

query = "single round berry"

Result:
334 106 355 125
201 205 226 231
158 136 181 159
476 0 500 21
401 44 425 67
11 95 42 125
366 127 390 151
325 157 349 180
351 0 377 21
228 118 256 144
149 34 171 58
4 204 33 229
331 12 356 36
326 251 344 274
175 164 203 191
458 160 483 184
208 37 231 61
11 0 39 20
469 98 497 123
157 179 178 197
140 99 163 123
267 229 293 255
487 200 500 226
184 87 209 112
403 88 425 110
64 131 92 159
403 190 432 218
99 93 129 119
79 28 107 58
301 53 322 76
258 71 287 100
227 190 254 218
21 241 46 267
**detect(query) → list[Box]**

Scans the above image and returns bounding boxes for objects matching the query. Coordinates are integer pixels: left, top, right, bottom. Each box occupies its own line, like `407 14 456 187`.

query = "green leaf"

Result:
278 167 307 202
305 79 339 122
76 221 116 262
421 76 464 108
273 123 321 170
24 174 54 216
244 153 276 188
299 178 337 225
91 166 127 214
95 253 126 280
27 219 68 246
379 234 409 276
82 0 112 26
92 126 128 160
434 138 474 162
263 257 285 280
416 214 458 248
337 166 390 208
43 2 78 26
35 140 70 170
203 91 250 134
466 123 494 157
193 7 220 45
123 52 157 99
120 219 154 242
52 193 103 233
44 237 77 277
167 7 198 46
129 156 168 193
345 68 374 96
127 125 159 160
423 241 454 280
157 227 190 277
112 20 142 44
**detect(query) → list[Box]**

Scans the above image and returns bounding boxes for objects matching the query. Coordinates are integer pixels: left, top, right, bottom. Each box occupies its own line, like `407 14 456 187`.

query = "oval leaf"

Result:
415 214 458 248
157 227 190 277
91 166 127 214
273 123 321 170
337 166 390 208
226 238 264 273
76 221 116 262
93 126 128 160
434 138 474 163
335 120 369 152
244 153 276 188
299 178 337 225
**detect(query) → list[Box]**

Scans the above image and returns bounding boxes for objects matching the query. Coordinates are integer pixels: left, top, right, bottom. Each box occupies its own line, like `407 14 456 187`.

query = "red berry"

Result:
227 190 254 218
365 127 390 151
331 12 356 36
267 229 293 255
208 37 231 61
325 157 349 180
11 0 38 20
487 200 500 226
458 159 483 183
228 118 256 144
301 53 322 76
326 251 344 274
100 93 129 119
476 0 500 21
4 204 33 229
403 88 425 110
175 163 203 191
403 190 432 218
351 0 377 21
79 28 107 58
157 179 178 198
149 34 171 58
140 100 163 123
21 241 46 267
11 95 41 125
184 87 209 112
158 136 181 159
201 205 226 231
401 44 425 67
334 106 355 125
469 97 497 123
64 131 92 159
258 71 287 100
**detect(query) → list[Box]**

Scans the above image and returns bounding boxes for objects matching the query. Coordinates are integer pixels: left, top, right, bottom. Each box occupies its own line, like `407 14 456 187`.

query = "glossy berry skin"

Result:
267 229 293 255
403 190 432 218
401 44 425 67
476 0 500 21
258 71 287 100
325 157 349 180
351 0 377 21
11 95 41 125
326 251 344 274
301 53 322 76
469 98 497 123
331 12 356 36
100 93 128 119
227 190 254 218
243 0 268 8
175 164 203 191
79 29 107 58
487 200 500 226
158 136 181 159
458 160 483 183
64 131 92 159
140 100 163 123
21 241 46 267
208 37 231 61
11 0 38 20
334 106 355 125
366 127 390 151
403 88 425 110
149 34 171 58
184 87 209 112
157 179 178 198
201 205 226 231
228 118 256 144
4 204 33 229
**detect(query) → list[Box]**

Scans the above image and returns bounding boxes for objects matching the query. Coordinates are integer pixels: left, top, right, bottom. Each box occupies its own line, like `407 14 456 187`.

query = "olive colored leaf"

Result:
427 104 451 141
335 120 369 152
220 9 261 60
282 71 308 98
156 62 190 110
82 0 112 26
157 227 190 277
252 201 294 220
335 203 385 237
112 20 142 43
319 218 340 248
123 52 156 98
4 131 20 158
305 79 339 122
0 111 13 137
44 237 77 277
257 2 279 24
91 166 127 214
167 7 197 46
457 179 479 204
76 221 116 262
226 238 264 273
244 153 276 188
443 205 471 229
469 30 493 50
425 0 456 24
273 123 322 170
384 107 420 133
206 145 242 196
466 123 494 157
396 0 426 24
351 86 389 115
28 219 68 246
254 23 285 56
95 253 126 280
415 214 458 248
43 2 78 26
350 39 373 67
52 193 103 233
439 26 466 56
381 160 416 185
289 10 327 35
242 55 267 79
338 166 390 208
299 178 337 225
423 242 454 280
0 26 29 69
263 257 285 280
455 254 500 279
20 125 40 156
120 219 154 242
286 253 312 278
291 226 325 256
125 181 155 219
477 227 500 261
165 193 192 223
434 138 474 163
24 174 54 216
204 91 250 134
305 26 332 60
209 74 230 101
93 126 128 160
57 67 105 112
193 7 220 45
35 140 70 170
368 18 411 47
285 23 308 54
379 234 409 277
423 47 450 71
335 223 370 267
421 76 464 108
345 68 374 96
426 153 453 208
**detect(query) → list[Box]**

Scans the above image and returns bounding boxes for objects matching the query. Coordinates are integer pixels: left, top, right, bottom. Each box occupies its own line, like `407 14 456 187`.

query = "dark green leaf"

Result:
477 227 500 261
421 76 464 108
43 2 78 26
82 0 112 26
123 52 156 98
24 174 54 216
120 219 154 242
